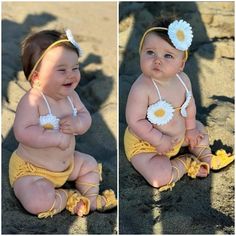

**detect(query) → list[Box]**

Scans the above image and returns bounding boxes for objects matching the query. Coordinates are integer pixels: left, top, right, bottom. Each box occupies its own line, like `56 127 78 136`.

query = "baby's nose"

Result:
154 56 162 65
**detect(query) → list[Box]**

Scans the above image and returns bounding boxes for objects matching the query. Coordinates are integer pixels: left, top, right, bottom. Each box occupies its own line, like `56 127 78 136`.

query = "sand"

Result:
2 2 117 234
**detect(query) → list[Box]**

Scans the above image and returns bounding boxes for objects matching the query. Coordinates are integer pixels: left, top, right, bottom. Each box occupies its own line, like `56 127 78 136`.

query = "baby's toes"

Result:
75 200 86 217
197 166 208 177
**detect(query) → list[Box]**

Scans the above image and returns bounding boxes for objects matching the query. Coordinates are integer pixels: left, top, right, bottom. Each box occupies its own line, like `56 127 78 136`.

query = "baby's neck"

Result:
33 87 68 101
151 75 176 86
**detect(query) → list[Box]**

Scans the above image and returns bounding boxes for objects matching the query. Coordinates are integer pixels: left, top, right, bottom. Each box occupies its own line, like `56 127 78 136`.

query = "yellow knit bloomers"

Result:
124 128 184 161
9 151 74 187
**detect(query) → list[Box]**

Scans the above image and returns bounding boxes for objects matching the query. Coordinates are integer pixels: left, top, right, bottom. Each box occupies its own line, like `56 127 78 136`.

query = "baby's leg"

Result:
131 153 191 190
69 151 102 211
69 151 116 212
13 176 67 218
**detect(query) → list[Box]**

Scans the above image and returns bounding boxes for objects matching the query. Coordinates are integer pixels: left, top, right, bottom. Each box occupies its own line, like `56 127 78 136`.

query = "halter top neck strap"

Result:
151 73 189 99
40 92 52 114
39 91 77 116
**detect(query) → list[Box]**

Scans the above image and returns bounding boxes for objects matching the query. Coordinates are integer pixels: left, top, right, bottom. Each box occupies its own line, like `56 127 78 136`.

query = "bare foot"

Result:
197 165 209 177
74 200 87 217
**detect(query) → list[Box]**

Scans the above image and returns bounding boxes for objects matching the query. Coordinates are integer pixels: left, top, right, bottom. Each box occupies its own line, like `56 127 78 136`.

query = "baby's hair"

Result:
21 30 80 80
140 16 178 51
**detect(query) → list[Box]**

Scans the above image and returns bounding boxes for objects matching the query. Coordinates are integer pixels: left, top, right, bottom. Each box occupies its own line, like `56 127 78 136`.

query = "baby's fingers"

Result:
190 139 197 149
171 137 179 144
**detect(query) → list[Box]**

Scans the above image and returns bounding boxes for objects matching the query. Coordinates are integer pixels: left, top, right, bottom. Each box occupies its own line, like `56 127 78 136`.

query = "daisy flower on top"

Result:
168 19 193 51
147 100 175 126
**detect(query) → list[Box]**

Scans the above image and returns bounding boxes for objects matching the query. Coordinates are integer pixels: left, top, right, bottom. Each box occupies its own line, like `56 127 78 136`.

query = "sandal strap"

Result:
96 189 117 212
159 168 175 192
76 182 99 196
177 154 210 178
38 189 68 218
92 163 103 181
38 199 57 218
195 145 211 159
172 165 180 181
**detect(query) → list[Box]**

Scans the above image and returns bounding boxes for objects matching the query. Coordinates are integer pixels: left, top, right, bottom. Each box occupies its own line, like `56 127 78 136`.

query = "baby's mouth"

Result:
63 82 73 87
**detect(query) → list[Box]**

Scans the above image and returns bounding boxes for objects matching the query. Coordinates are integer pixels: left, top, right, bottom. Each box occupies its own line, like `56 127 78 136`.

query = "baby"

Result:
9 29 116 218
124 18 234 191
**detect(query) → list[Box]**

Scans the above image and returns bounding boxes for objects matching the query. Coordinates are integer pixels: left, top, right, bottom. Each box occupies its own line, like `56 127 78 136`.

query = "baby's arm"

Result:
59 91 91 135
126 79 164 147
182 73 204 147
14 92 63 149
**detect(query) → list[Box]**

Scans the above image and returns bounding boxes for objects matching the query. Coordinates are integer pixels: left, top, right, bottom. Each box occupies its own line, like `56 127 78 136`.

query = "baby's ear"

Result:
179 59 186 72
31 71 40 87
31 71 39 80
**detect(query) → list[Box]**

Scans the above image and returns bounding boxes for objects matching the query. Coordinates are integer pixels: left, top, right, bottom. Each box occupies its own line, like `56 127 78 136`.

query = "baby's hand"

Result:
59 115 78 134
185 128 204 149
155 134 179 155
58 132 71 150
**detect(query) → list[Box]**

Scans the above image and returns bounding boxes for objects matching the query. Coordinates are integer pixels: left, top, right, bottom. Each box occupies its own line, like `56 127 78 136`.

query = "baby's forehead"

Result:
143 33 173 49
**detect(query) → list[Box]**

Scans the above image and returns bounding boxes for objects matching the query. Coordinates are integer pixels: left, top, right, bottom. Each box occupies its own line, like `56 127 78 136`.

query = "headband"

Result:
139 20 193 61
28 29 82 81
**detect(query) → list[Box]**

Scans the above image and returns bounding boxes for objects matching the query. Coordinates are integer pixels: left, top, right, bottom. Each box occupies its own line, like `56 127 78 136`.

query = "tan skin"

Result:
13 46 104 216
126 33 212 188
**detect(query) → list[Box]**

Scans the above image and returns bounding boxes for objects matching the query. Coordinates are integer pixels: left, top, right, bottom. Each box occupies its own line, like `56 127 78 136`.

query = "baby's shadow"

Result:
2 13 56 103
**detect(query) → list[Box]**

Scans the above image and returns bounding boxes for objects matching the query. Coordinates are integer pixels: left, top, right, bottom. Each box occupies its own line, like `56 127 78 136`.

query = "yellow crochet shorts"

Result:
9 151 74 188
124 127 184 161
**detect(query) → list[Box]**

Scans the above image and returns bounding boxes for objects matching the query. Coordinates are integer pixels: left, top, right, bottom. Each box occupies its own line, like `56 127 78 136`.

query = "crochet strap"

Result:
96 189 117 212
77 182 99 196
37 189 67 218
38 199 57 218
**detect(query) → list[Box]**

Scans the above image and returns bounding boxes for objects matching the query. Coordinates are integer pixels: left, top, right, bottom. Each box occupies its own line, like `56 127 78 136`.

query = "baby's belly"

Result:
154 115 186 140
16 138 76 172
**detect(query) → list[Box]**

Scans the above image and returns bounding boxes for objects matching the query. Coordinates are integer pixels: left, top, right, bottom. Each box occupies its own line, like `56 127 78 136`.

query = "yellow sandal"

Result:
159 154 209 192
176 154 210 178
77 163 117 212
37 189 90 218
196 145 234 170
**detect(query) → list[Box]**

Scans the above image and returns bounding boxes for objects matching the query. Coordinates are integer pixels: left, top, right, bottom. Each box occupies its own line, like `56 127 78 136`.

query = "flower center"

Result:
43 123 54 129
176 30 185 41
154 109 165 117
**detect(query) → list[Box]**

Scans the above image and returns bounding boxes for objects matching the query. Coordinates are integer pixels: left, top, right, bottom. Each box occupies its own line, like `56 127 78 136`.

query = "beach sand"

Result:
2 2 117 234
119 2 234 234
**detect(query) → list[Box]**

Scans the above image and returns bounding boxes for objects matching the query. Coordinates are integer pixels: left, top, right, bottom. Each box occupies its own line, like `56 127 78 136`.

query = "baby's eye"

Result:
164 54 174 59
146 50 155 56
72 67 79 71
58 69 66 72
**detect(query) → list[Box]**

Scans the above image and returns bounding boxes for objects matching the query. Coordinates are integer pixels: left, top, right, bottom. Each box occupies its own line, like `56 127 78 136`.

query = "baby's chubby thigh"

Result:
13 175 56 215
68 151 98 181
131 152 172 188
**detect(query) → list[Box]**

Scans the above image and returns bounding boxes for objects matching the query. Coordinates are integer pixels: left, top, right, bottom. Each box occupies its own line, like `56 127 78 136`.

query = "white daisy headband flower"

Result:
139 19 193 61
65 29 83 56
28 29 82 81
168 20 193 51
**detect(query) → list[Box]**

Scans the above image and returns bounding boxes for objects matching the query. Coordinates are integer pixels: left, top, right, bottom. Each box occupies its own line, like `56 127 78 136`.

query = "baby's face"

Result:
140 33 185 81
37 46 80 99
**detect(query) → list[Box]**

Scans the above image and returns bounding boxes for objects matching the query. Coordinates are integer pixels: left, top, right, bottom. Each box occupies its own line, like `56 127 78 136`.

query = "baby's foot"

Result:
66 190 90 216
197 165 209 177
74 200 87 217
